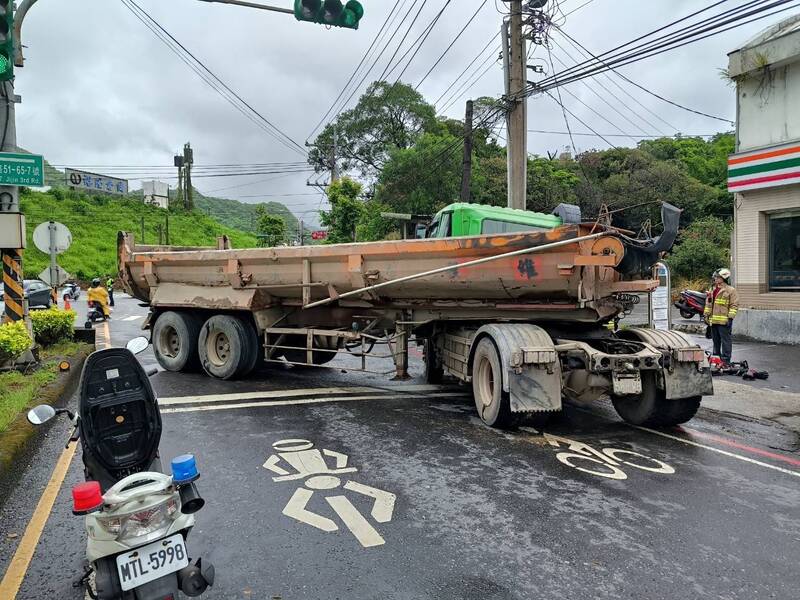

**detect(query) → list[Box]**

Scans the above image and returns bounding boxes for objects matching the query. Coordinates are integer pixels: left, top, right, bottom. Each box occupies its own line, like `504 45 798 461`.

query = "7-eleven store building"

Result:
728 15 800 343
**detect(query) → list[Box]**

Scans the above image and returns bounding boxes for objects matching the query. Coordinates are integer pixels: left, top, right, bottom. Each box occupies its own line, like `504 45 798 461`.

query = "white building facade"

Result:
728 15 800 343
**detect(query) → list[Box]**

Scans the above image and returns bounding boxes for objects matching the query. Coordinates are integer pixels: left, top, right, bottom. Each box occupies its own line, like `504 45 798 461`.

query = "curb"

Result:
0 346 92 502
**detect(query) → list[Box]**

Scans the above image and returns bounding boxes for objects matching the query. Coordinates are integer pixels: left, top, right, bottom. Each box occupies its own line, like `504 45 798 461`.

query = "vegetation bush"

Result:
0 321 32 363
667 217 732 281
30 308 76 346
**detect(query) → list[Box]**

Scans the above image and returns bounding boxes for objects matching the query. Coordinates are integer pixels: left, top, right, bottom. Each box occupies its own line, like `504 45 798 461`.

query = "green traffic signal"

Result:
0 0 12 81
294 0 363 30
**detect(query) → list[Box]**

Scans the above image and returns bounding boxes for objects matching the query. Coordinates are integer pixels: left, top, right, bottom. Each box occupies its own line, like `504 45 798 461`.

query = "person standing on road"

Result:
704 268 738 366
106 275 115 307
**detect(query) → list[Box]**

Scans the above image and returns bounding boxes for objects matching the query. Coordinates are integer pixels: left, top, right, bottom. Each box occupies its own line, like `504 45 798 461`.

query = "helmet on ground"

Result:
91 278 101 287
714 268 732 282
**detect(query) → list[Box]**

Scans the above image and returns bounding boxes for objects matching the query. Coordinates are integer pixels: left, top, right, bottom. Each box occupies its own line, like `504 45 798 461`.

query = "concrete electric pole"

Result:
183 142 194 211
460 100 474 203
504 0 527 210
0 78 23 324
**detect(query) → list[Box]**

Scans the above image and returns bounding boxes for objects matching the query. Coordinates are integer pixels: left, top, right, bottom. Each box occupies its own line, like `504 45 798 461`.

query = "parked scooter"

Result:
27 337 214 599
62 282 81 302
673 289 708 319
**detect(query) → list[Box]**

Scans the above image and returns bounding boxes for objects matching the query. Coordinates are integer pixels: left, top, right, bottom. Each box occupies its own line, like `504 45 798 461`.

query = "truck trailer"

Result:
117 202 713 428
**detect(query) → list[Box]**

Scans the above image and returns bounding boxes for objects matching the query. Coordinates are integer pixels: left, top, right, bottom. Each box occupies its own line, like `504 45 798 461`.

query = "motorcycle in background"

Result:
27 337 214 599
674 289 708 320
62 282 81 302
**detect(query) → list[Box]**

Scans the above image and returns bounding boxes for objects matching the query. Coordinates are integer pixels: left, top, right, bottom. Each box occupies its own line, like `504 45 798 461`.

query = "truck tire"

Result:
153 311 202 372
239 319 262 377
471 338 513 428
198 315 253 380
611 373 701 427
424 338 443 384
283 335 339 366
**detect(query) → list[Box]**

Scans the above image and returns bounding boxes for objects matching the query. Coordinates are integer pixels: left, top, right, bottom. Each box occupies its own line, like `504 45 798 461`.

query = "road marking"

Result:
161 392 468 414
635 426 800 479
0 442 79 599
159 386 378 406
121 315 143 322
681 427 800 468
266 439 395 548
96 320 111 350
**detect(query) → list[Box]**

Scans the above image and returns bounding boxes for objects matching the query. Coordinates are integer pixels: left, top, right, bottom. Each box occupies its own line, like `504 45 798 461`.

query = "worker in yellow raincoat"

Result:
87 278 111 318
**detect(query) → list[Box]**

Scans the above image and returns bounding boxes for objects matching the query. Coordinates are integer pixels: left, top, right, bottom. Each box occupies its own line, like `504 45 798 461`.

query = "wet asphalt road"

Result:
0 295 799 600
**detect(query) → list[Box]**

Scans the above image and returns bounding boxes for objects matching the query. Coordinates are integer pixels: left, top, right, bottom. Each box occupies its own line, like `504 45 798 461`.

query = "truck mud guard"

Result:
470 324 562 413
618 328 713 400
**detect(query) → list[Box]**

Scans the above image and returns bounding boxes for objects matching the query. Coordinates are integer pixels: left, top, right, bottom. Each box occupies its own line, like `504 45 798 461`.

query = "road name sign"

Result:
65 168 128 195
0 152 44 187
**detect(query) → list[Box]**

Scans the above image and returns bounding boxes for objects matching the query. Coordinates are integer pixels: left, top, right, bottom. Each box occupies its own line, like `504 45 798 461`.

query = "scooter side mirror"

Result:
27 404 57 425
126 337 149 355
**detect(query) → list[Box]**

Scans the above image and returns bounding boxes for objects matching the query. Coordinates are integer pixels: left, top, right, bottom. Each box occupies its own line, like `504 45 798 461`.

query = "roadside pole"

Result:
460 100 473 203
330 127 339 183
184 142 194 211
48 221 57 300
0 78 24 324
504 0 527 210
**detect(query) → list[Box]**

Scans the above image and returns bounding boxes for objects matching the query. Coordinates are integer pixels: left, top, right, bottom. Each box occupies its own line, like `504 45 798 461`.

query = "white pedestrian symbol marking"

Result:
263 439 396 548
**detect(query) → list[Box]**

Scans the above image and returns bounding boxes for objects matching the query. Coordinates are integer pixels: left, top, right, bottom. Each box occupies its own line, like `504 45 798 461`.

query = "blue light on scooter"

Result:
171 454 200 484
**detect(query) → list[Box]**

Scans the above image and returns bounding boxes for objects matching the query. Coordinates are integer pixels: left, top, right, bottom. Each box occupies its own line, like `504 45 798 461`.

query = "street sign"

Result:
33 221 72 254
311 231 328 240
649 262 672 331
38 265 70 287
65 168 128 195
0 152 44 187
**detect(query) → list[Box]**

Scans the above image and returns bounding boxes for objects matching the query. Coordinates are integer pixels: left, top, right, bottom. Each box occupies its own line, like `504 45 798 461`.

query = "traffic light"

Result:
0 0 12 81
294 0 364 29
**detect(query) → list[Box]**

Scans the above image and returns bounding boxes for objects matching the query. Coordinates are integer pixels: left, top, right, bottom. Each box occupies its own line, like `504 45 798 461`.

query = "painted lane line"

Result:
680 427 800 468
634 426 800 479
0 442 79 599
121 315 143 322
161 393 469 414
159 386 379 406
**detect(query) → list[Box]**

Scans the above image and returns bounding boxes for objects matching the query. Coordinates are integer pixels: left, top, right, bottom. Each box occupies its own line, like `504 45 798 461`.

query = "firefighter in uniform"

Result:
704 268 738 366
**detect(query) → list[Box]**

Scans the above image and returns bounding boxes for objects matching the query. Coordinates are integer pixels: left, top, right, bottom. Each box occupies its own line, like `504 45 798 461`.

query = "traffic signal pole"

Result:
197 0 294 14
504 0 527 210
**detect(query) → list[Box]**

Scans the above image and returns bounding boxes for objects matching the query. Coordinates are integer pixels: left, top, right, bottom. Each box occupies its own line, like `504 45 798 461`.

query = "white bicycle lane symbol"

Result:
542 432 676 480
262 439 396 548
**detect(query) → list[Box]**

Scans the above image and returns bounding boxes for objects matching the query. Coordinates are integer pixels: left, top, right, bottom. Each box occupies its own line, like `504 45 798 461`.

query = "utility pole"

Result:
183 142 194 211
175 153 184 209
0 78 23 324
504 0 527 210
299 219 304 246
460 100 474 203
330 127 339 183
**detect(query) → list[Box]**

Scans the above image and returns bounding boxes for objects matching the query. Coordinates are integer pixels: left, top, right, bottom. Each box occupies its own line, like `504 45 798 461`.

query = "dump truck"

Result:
118 202 713 428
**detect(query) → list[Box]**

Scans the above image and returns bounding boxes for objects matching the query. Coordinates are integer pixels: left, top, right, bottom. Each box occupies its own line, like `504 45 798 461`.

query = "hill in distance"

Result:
19 188 258 281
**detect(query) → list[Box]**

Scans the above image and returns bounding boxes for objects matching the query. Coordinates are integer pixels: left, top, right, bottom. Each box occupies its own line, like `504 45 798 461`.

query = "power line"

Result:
528 129 723 138
119 0 306 155
433 32 499 107
389 0 454 83
439 51 500 114
414 0 489 89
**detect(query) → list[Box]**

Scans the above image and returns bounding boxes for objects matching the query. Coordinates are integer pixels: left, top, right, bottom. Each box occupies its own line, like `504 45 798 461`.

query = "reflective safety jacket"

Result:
704 283 739 326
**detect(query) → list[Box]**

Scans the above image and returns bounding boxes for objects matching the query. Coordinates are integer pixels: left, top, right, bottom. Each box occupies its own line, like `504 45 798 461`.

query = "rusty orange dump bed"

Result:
118 221 662 325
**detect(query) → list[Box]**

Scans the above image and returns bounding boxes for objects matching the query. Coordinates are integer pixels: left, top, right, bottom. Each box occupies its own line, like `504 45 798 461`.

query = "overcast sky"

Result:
16 0 791 226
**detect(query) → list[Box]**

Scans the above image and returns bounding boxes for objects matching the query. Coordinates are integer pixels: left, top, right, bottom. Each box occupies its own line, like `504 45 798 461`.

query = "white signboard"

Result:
33 221 72 255
143 180 169 209
66 168 128 195
649 262 672 331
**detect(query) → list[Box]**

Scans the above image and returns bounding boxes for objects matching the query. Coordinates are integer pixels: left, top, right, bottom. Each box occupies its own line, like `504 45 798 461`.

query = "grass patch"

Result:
0 341 91 433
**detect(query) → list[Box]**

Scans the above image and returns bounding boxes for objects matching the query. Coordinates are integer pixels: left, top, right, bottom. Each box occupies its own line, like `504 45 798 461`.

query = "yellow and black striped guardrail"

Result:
2 249 24 323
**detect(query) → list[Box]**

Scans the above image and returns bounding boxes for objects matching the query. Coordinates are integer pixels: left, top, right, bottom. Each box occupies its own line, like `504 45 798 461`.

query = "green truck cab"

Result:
426 202 580 238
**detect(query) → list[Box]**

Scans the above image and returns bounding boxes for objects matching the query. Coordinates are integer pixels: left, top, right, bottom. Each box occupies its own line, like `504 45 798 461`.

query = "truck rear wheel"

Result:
472 339 513 428
199 315 253 380
153 311 201 372
611 373 701 427
424 338 443 384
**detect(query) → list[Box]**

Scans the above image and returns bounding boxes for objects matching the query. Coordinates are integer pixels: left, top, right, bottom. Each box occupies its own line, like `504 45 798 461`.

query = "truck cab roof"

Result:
428 203 564 238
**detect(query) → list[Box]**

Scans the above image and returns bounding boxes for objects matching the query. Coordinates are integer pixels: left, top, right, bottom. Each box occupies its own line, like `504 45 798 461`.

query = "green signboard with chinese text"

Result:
0 152 45 187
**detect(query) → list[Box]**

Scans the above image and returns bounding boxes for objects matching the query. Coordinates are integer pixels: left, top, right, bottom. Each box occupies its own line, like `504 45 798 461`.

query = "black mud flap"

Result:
616 202 681 276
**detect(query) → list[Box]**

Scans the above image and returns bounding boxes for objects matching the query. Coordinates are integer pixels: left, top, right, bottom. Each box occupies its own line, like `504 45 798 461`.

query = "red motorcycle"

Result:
674 289 708 320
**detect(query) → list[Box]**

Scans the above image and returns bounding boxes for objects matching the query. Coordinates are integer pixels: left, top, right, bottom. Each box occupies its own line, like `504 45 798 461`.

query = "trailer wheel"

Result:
611 373 701 427
199 315 252 380
472 339 513 428
153 311 202 372
679 309 694 319
239 319 262 377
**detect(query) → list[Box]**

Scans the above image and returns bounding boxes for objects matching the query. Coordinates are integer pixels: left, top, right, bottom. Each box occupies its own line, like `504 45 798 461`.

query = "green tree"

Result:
320 177 365 243
255 206 287 247
309 81 438 179
666 216 732 281
356 200 395 242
